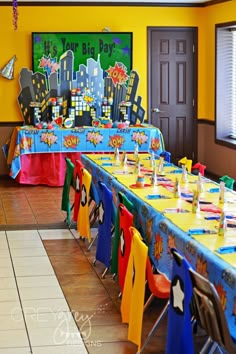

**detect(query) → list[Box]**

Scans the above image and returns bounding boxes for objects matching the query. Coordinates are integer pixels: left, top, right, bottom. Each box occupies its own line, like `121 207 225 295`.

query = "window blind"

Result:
216 25 236 141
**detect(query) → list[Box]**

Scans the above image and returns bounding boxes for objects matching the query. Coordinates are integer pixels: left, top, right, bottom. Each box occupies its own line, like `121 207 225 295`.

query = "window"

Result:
216 22 236 147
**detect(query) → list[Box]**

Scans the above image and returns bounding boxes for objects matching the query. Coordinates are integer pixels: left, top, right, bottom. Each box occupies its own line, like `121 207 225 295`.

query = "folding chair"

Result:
121 227 170 353
117 203 134 294
73 159 84 223
219 175 235 190
61 157 75 227
93 181 113 278
160 150 171 163
189 268 236 354
111 192 134 280
178 156 192 173
192 162 207 176
166 248 195 354
138 255 170 353
77 167 92 242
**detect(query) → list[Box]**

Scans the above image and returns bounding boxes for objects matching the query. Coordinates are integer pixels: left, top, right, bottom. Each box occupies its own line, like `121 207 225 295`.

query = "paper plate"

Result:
113 170 132 175
129 184 152 189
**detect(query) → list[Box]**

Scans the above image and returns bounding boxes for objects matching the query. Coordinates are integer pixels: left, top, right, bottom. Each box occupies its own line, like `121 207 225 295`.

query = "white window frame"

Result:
216 22 236 148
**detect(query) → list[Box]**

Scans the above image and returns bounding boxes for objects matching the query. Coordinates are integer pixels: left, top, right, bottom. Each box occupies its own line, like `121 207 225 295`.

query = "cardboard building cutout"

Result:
17 50 145 127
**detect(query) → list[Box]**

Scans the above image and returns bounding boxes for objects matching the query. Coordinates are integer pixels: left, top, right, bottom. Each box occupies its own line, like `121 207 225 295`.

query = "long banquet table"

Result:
6 126 164 186
81 152 236 341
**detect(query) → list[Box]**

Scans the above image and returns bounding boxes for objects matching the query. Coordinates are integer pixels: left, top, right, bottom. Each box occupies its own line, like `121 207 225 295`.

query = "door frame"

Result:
147 26 198 162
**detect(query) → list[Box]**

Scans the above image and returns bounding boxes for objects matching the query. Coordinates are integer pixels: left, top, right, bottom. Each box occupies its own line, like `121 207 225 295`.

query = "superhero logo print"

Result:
171 275 184 315
75 174 80 193
120 228 125 257
98 200 105 224
81 184 87 207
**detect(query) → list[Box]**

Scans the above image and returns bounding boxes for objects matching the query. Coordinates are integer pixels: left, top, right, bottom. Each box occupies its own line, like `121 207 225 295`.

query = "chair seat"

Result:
150 274 170 299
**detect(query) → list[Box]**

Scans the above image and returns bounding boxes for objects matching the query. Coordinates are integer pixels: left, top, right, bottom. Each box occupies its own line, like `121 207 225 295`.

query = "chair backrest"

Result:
77 167 92 240
178 156 192 172
120 226 148 351
95 181 113 268
166 248 194 354
61 157 75 224
111 193 133 276
219 175 235 190
191 162 206 176
160 150 171 162
73 159 84 222
118 203 134 293
189 267 236 353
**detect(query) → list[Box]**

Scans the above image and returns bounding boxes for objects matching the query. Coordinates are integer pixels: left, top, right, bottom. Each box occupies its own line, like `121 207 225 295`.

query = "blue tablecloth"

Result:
8 126 164 180
81 153 236 341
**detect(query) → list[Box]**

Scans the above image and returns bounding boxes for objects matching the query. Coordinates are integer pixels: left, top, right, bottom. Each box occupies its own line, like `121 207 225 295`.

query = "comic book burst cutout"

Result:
0 55 16 80
106 62 129 87
63 135 80 149
39 54 60 76
82 91 96 107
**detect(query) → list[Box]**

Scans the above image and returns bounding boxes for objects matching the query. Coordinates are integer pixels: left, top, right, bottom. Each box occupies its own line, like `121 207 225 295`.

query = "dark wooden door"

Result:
148 28 197 165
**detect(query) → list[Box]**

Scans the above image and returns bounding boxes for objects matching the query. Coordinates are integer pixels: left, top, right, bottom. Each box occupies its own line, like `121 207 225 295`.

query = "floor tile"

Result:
17 275 60 288
19 285 64 301
6 230 40 240
86 341 135 354
67 295 115 313
0 249 11 257
10 247 47 257
0 313 25 330
12 256 52 267
74 308 122 327
32 344 88 354
0 267 14 278
22 298 70 314
0 238 8 249
0 288 19 302
25 311 76 330
0 329 29 348
0 256 12 267
28 324 83 346
14 263 54 277
0 301 21 316
43 239 83 256
6 217 37 225
0 277 16 289
49 255 92 275
39 229 74 240
0 348 31 354
7 240 43 249
80 323 129 343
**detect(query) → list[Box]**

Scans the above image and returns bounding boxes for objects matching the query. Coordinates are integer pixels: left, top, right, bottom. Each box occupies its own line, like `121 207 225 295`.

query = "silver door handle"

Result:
152 107 163 113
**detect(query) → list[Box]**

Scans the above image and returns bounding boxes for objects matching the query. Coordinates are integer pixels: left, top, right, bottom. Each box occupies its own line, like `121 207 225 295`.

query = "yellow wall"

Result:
198 0 236 120
0 2 234 123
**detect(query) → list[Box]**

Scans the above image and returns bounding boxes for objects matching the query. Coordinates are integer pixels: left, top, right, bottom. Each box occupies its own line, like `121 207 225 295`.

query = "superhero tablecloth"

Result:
81 152 236 341
7 126 164 180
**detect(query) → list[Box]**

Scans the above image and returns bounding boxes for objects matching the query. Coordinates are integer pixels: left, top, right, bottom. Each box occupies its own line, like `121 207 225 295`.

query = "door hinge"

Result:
193 99 195 107
193 44 195 53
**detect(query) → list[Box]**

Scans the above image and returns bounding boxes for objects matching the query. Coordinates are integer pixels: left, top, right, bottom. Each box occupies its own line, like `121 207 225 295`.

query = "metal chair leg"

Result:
87 232 98 251
143 293 154 312
200 337 214 354
137 300 169 354
101 267 109 279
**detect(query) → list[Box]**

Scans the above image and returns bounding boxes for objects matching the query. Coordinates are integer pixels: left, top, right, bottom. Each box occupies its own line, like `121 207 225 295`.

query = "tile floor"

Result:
0 177 209 353
0 229 87 354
